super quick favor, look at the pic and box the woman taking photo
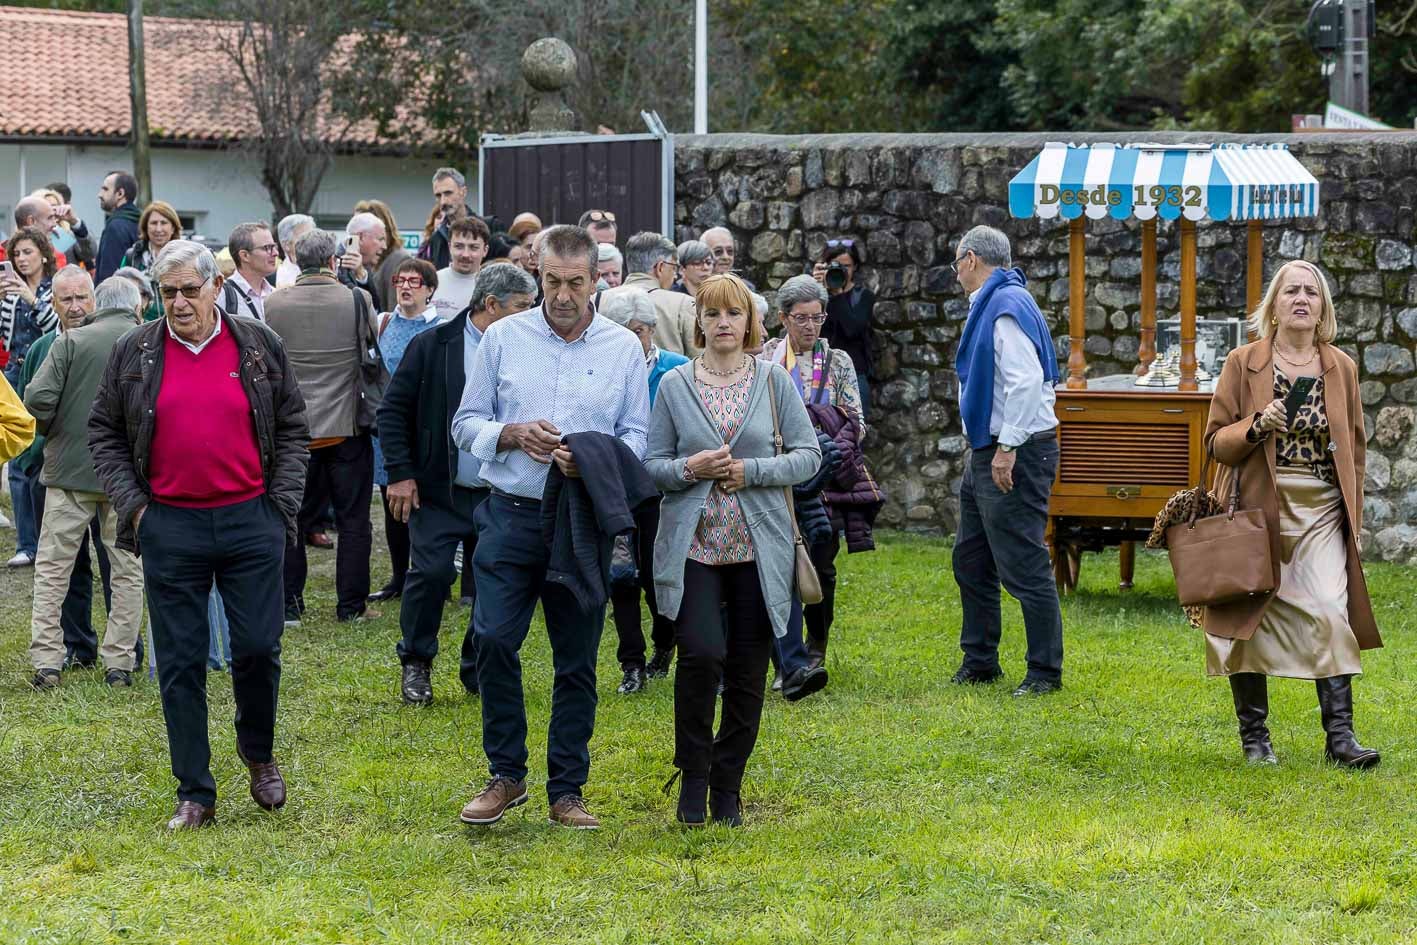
[369,258,441,603]
[674,240,713,297]
[761,275,868,674]
[813,238,876,419]
[646,273,820,827]
[1205,260,1381,769]
[1,227,58,568]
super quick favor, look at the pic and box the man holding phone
[338,213,386,309]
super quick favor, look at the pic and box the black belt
[491,487,540,506]
[989,429,1057,449]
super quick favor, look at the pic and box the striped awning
[1008,142,1320,222]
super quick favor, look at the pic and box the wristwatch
[999,443,1016,453]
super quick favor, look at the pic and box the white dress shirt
[964,287,1058,448]
[166,312,222,355]
[451,306,650,499]
[223,269,275,320]
[454,319,487,489]
[275,258,301,289]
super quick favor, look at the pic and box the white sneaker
[0,510,12,528]
[7,551,34,568]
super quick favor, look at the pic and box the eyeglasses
[787,313,827,326]
[947,250,974,276]
[256,243,278,253]
[157,278,212,301]
[391,276,425,288]
[586,210,616,223]
[658,260,682,274]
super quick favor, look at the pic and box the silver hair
[776,274,828,313]
[94,275,142,312]
[677,240,711,267]
[599,290,658,329]
[623,231,675,276]
[469,262,537,313]
[432,167,466,188]
[277,213,315,247]
[113,266,153,298]
[294,229,339,270]
[957,225,1012,268]
[597,243,623,265]
[51,264,94,291]
[345,212,383,237]
[750,291,769,318]
[700,226,733,245]
[151,239,220,285]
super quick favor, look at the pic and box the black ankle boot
[709,789,742,827]
[806,631,827,671]
[671,771,708,826]
[1228,672,1277,764]
[1316,676,1380,769]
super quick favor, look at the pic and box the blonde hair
[693,273,761,350]
[1248,260,1337,344]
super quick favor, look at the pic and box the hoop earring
[1271,317,1278,326]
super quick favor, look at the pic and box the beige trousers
[29,488,146,672]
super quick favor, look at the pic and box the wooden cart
[1006,142,1321,591]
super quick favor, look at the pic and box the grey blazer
[645,360,822,638]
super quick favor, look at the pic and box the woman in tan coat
[1204,260,1381,769]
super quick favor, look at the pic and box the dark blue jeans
[472,493,605,804]
[140,496,286,807]
[952,433,1064,684]
[398,486,484,691]
[9,461,38,557]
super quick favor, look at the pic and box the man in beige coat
[599,232,700,357]
[263,228,379,624]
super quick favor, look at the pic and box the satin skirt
[1206,467,1361,680]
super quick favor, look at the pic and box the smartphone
[0,261,13,279]
[1282,375,1317,429]
[343,234,360,256]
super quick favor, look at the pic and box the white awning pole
[694,0,708,134]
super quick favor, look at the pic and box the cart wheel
[1052,541,1081,594]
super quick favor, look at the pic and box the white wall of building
[1,141,457,249]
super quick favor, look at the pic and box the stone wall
[672,131,1417,560]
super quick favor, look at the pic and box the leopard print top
[1274,371,1336,485]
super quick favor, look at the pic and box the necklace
[1274,344,1317,368]
[698,353,749,378]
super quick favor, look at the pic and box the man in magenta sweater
[89,240,310,831]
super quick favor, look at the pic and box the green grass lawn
[0,526,1414,944]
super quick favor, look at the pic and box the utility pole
[1307,0,1373,115]
[694,0,707,134]
[128,0,152,204]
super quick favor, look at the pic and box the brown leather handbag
[1164,452,1275,608]
[767,376,824,605]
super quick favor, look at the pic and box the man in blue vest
[950,225,1064,696]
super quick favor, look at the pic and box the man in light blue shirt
[376,262,538,707]
[451,226,649,831]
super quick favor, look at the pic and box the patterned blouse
[1274,371,1336,485]
[689,361,757,565]
[0,278,56,384]
[372,308,438,486]
[759,337,864,431]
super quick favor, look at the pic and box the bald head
[701,226,735,274]
[14,195,55,232]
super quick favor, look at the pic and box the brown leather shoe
[548,794,600,830]
[459,776,528,825]
[306,531,334,549]
[236,743,287,810]
[167,800,216,831]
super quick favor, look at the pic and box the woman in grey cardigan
[645,273,821,827]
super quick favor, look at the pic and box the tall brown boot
[1228,672,1278,764]
[1316,676,1381,769]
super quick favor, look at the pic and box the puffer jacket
[88,312,310,554]
[807,402,884,552]
[793,432,841,547]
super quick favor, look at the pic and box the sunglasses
[392,276,425,288]
[586,210,616,223]
[825,239,855,250]
[158,278,212,301]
